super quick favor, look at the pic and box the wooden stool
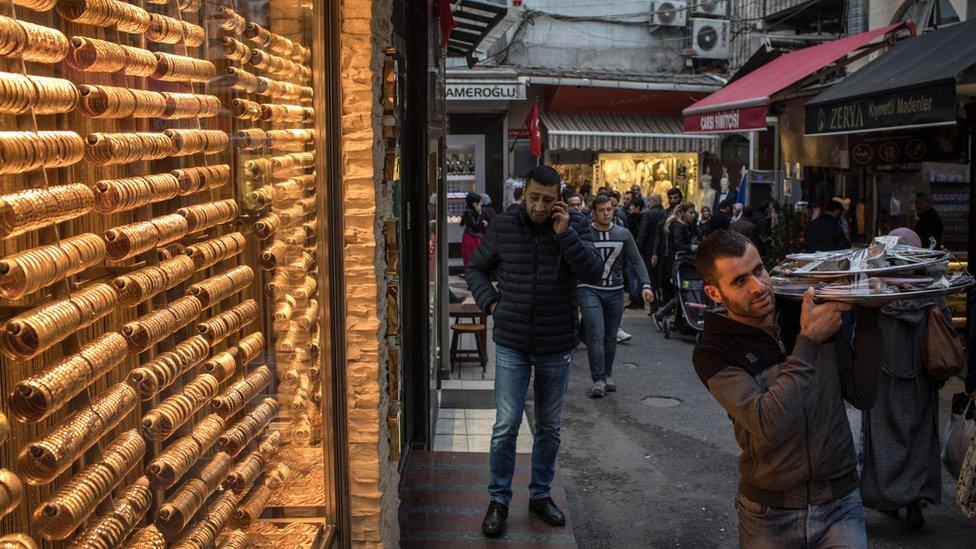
[449,323,487,379]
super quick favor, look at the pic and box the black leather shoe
[481,501,508,537]
[529,497,566,526]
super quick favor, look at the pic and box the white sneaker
[616,328,631,343]
[605,377,617,392]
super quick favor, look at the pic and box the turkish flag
[439,0,456,48]
[526,104,541,157]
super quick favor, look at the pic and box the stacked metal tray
[771,236,974,303]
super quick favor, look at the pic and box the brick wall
[339,0,400,546]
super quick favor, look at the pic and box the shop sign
[804,82,956,136]
[446,82,526,101]
[682,105,768,133]
[847,125,967,167]
[508,128,530,139]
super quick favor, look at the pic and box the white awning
[543,113,718,153]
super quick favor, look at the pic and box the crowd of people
[463,165,971,546]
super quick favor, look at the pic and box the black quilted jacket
[465,207,603,356]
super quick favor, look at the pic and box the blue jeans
[489,345,572,506]
[736,489,867,549]
[577,288,624,382]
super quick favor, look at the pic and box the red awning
[682,22,909,134]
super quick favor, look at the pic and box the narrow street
[545,310,976,548]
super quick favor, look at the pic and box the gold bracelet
[0,469,24,520]
[68,477,151,549]
[84,132,174,165]
[187,265,254,309]
[121,295,202,353]
[217,397,279,456]
[94,173,180,212]
[122,526,166,549]
[0,132,85,175]
[152,52,216,83]
[211,365,272,419]
[176,198,239,233]
[140,372,219,441]
[163,128,228,156]
[213,5,245,34]
[230,481,272,529]
[127,335,209,401]
[67,36,157,76]
[236,128,267,151]
[146,13,204,47]
[185,232,246,271]
[144,415,224,490]
[198,299,259,345]
[0,233,105,299]
[0,16,68,63]
[113,254,195,306]
[172,164,230,195]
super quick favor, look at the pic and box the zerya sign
[804,81,957,136]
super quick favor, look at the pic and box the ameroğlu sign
[446,83,526,101]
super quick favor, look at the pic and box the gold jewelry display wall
[0,0,328,546]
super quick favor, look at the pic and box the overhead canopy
[805,19,976,136]
[682,22,908,133]
[543,113,717,153]
[446,0,511,58]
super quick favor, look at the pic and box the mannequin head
[656,167,668,181]
[720,174,730,192]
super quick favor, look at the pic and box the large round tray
[773,277,974,304]
[773,255,949,278]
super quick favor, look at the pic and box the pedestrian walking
[693,230,881,549]
[466,165,604,538]
[460,191,486,267]
[637,193,666,313]
[580,194,652,398]
[860,228,950,533]
[652,202,697,328]
[481,193,497,225]
[729,205,755,242]
[624,196,646,310]
[914,192,943,249]
[804,200,850,253]
[506,187,524,212]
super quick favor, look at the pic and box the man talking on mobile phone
[693,230,881,548]
[466,165,604,538]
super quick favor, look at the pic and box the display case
[0,0,335,546]
[445,135,484,251]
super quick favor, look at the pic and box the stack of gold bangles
[162,92,221,119]
[0,16,68,63]
[173,164,231,195]
[78,84,166,118]
[0,72,78,115]
[177,198,239,233]
[198,299,258,345]
[164,128,228,156]
[122,526,166,548]
[271,152,315,173]
[85,132,174,165]
[18,384,137,484]
[152,51,216,82]
[155,451,232,536]
[246,185,276,210]
[0,132,85,175]
[243,157,271,179]
[236,128,267,151]
[260,240,291,270]
[260,104,310,123]
[213,5,245,34]
[113,254,195,306]
[231,98,261,120]
[187,265,254,309]
[9,332,127,422]
[0,282,117,360]
[254,213,280,241]
[141,372,219,441]
[103,214,188,261]
[158,242,186,261]
[67,37,156,75]
[32,430,145,540]
[177,0,201,12]
[185,232,246,271]
[127,335,209,400]
[277,205,309,229]
[0,233,105,298]
[220,36,250,62]
[146,13,204,46]
[68,477,152,549]
[211,366,273,419]
[145,416,225,490]
[94,174,180,212]
[213,66,259,93]
[57,0,151,34]
[121,295,202,352]
[295,276,317,300]
[0,469,24,519]
[174,489,237,549]
[231,480,272,529]
[223,448,267,494]
[273,297,293,328]
[267,128,315,149]
[217,530,250,549]
[12,0,58,10]
[217,397,279,456]
[297,300,319,331]
[203,350,237,382]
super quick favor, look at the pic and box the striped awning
[542,113,718,153]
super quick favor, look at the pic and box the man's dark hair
[695,230,754,286]
[526,165,561,190]
[513,187,523,201]
[580,182,592,195]
[667,187,683,200]
[592,194,613,209]
[915,192,930,201]
[756,201,770,215]
[561,186,575,202]
[630,196,645,210]
[608,190,621,201]
[596,190,610,197]
[718,199,733,211]
[825,200,845,214]
[701,205,711,214]
[623,191,632,197]
[742,206,754,218]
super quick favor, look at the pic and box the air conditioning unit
[650,0,686,27]
[691,0,727,17]
[690,18,730,59]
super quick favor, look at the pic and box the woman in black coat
[460,192,486,267]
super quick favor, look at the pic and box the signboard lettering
[446,83,526,101]
[805,82,956,135]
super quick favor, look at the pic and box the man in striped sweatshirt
[580,194,653,398]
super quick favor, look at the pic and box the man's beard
[721,287,774,322]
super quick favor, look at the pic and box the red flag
[526,103,541,157]
[439,0,456,48]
